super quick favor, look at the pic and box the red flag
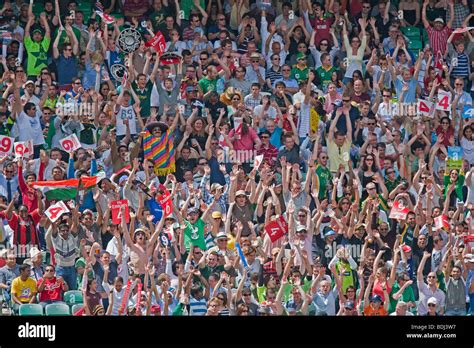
[265,216,288,242]
[145,31,166,55]
[111,199,130,224]
[434,214,449,231]
[157,187,172,218]
[389,200,409,220]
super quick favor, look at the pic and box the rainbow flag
[143,129,175,176]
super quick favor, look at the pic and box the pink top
[324,92,342,114]
[228,127,259,151]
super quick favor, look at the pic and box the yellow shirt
[327,138,351,173]
[11,277,37,303]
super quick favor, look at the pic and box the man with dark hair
[51,220,79,290]
[11,263,37,314]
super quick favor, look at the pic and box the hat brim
[146,122,169,134]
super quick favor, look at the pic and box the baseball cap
[344,300,355,310]
[23,80,35,88]
[235,190,247,197]
[187,207,200,215]
[296,225,307,232]
[324,229,336,238]
[434,18,444,24]
[216,232,228,240]
[427,297,438,305]
[401,245,412,253]
[370,295,383,303]
[118,175,128,185]
[296,52,306,61]
[211,211,222,219]
[186,86,197,93]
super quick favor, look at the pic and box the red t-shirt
[37,277,65,302]
[310,16,334,46]
[7,209,41,246]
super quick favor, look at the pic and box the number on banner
[289,10,294,19]
[343,57,348,67]
[463,106,474,119]
[451,57,458,67]
[398,10,403,19]
[48,207,63,221]
[0,135,14,156]
[14,141,32,157]
[418,99,433,117]
[45,202,69,223]
[59,134,80,153]
[178,10,184,19]
[436,91,451,111]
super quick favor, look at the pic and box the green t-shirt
[180,0,205,20]
[0,116,14,136]
[336,261,355,293]
[291,65,308,83]
[443,173,465,202]
[200,264,225,280]
[283,279,312,303]
[24,36,51,76]
[184,218,207,251]
[79,122,97,145]
[388,281,416,313]
[198,77,217,95]
[132,80,153,118]
[316,65,337,90]
[315,164,332,200]
[54,27,82,49]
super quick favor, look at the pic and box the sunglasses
[428,303,436,307]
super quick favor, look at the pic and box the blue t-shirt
[55,54,78,86]
[395,77,418,104]
[209,156,226,185]
[146,198,164,225]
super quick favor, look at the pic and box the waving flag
[32,174,104,201]
[95,2,114,25]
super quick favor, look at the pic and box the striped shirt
[266,66,283,86]
[450,52,469,78]
[426,26,452,56]
[189,297,208,316]
[52,233,78,267]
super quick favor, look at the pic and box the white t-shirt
[461,136,474,165]
[16,110,45,146]
[115,105,137,136]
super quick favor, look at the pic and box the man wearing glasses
[0,162,19,203]
[52,26,79,87]
[416,251,445,315]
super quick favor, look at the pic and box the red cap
[402,245,412,253]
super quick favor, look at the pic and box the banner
[418,99,434,117]
[111,199,130,224]
[462,105,474,119]
[159,52,182,65]
[143,129,176,176]
[59,134,81,153]
[145,31,166,55]
[389,200,409,220]
[157,186,172,218]
[0,135,14,157]
[14,140,33,158]
[447,146,463,172]
[264,215,288,242]
[435,90,451,112]
[45,201,70,223]
[254,154,263,169]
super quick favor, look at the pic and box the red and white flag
[145,31,166,55]
[265,215,288,242]
[389,200,409,220]
[434,214,450,231]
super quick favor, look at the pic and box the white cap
[427,297,438,305]
[29,246,42,259]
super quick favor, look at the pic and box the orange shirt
[364,305,388,316]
